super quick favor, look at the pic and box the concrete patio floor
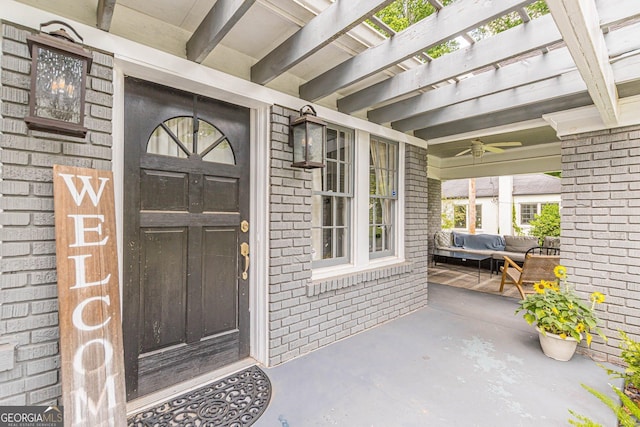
[255,282,619,427]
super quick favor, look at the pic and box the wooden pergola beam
[299,0,532,101]
[251,0,394,85]
[547,0,619,126]
[338,14,561,114]
[97,0,116,31]
[187,0,256,63]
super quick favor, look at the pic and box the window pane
[165,117,193,153]
[336,197,346,227]
[327,161,337,192]
[201,139,235,164]
[322,229,333,259]
[338,163,345,193]
[521,203,537,225]
[322,196,333,226]
[454,205,467,228]
[147,126,188,158]
[475,204,482,228]
[326,129,338,160]
[197,120,223,153]
[335,228,345,258]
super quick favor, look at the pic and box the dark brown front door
[123,77,250,400]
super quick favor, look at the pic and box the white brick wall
[268,106,429,366]
[561,125,640,362]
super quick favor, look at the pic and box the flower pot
[536,327,580,361]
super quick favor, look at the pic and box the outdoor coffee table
[432,250,491,283]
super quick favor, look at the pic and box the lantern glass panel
[292,125,307,164]
[34,46,84,124]
[307,122,324,164]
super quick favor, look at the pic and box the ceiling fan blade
[455,148,472,156]
[485,141,522,147]
[484,146,505,153]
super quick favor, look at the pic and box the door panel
[140,170,189,211]
[141,228,187,352]
[202,228,238,336]
[123,77,250,400]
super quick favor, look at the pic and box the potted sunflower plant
[516,265,607,361]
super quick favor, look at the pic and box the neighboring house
[441,174,561,235]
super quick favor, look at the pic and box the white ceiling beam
[299,0,532,101]
[251,0,394,85]
[547,0,619,127]
[187,0,256,63]
[369,21,640,124]
[394,52,640,133]
[337,14,562,114]
[369,48,576,124]
[596,0,640,29]
[97,0,116,31]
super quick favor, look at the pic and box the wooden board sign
[53,165,127,427]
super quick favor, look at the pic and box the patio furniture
[499,254,561,299]
[432,249,491,283]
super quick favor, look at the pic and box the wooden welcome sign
[53,165,126,427]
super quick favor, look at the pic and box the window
[453,204,481,229]
[369,137,398,258]
[311,125,353,267]
[520,203,537,225]
[454,205,467,228]
[147,116,235,164]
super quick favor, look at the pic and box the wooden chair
[499,254,560,299]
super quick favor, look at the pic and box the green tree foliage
[373,0,458,58]
[529,203,560,244]
[372,0,550,59]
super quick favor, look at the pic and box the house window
[520,203,537,225]
[453,204,481,229]
[454,205,467,228]
[311,125,353,267]
[369,137,398,258]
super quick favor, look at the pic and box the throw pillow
[504,235,538,252]
[435,231,452,248]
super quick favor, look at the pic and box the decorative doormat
[128,365,272,427]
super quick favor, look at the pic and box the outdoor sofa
[434,230,560,271]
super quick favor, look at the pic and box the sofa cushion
[435,231,453,248]
[504,235,538,253]
[492,251,527,263]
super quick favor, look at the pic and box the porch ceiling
[14,0,640,179]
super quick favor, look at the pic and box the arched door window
[146,116,235,165]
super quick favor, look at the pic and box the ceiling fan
[455,138,522,159]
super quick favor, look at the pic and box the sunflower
[554,265,567,280]
[533,282,546,294]
[590,292,606,304]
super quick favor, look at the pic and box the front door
[123,77,250,400]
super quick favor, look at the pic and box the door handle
[240,242,249,280]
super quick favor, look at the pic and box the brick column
[560,125,640,361]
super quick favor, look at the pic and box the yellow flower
[554,265,567,280]
[591,292,605,304]
[551,307,559,315]
[559,333,567,339]
[533,282,546,294]
[576,323,585,333]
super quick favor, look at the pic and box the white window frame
[313,130,405,281]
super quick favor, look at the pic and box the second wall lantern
[25,21,93,137]
[289,105,326,169]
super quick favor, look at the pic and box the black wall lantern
[289,105,326,169]
[25,21,93,137]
